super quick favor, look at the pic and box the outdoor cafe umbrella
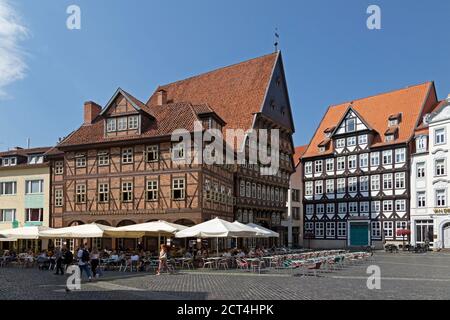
[175,218,258,255]
[39,223,117,239]
[246,223,280,238]
[0,226,52,240]
[109,220,188,248]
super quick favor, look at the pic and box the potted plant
[396,229,411,251]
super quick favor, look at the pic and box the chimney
[84,101,102,124]
[157,89,167,106]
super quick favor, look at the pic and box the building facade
[411,95,450,249]
[0,147,51,236]
[284,145,307,247]
[302,82,439,249]
[47,52,295,243]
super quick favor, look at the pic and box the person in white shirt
[77,244,92,281]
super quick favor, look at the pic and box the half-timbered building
[47,52,295,244]
[302,82,439,249]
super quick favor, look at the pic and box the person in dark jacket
[54,247,64,275]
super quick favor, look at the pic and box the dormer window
[28,155,44,164]
[388,113,402,127]
[385,134,394,143]
[106,118,116,132]
[319,147,325,153]
[2,157,17,167]
[117,117,128,131]
[128,116,139,130]
[389,119,398,127]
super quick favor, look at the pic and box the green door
[350,223,369,246]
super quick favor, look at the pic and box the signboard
[433,208,450,215]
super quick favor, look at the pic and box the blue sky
[0,0,449,150]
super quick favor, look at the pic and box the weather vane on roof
[274,28,280,52]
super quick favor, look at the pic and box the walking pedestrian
[77,244,92,281]
[54,246,64,275]
[90,248,101,279]
[156,244,168,275]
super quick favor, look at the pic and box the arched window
[240,181,245,197]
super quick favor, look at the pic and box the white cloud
[0,0,28,99]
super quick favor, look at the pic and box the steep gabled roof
[146,52,278,134]
[293,145,308,167]
[100,88,154,118]
[0,147,52,158]
[303,82,436,158]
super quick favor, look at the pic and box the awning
[0,226,52,240]
[39,223,116,239]
[175,218,258,238]
[246,223,280,238]
[109,220,187,238]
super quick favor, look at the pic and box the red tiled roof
[414,100,448,136]
[0,147,52,157]
[58,53,278,148]
[293,145,308,166]
[303,82,436,158]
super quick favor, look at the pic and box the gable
[105,94,140,117]
[334,108,370,136]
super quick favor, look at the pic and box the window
[337,222,347,237]
[415,220,434,243]
[371,152,380,166]
[106,118,117,132]
[172,178,185,200]
[315,181,323,195]
[262,186,266,200]
[396,221,408,233]
[336,139,345,148]
[316,204,325,214]
[360,202,370,213]
[326,180,334,194]
[26,209,43,222]
[371,175,380,191]
[0,182,17,195]
[0,209,15,222]
[383,174,393,190]
[435,128,446,145]
[121,182,133,202]
[26,180,44,194]
[305,182,313,196]
[2,157,17,167]
[319,147,325,153]
[98,152,110,166]
[435,159,446,176]
[172,143,185,160]
[326,159,334,172]
[417,192,426,208]
[55,189,63,207]
[396,200,406,212]
[395,148,406,163]
[358,135,368,145]
[98,183,109,203]
[117,117,128,131]
[76,184,86,203]
[337,178,346,193]
[371,201,381,214]
[76,155,86,168]
[436,189,446,207]
[257,184,262,200]
[349,202,358,214]
[385,135,394,143]
[305,222,314,231]
[326,203,335,214]
[305,162,312,174]
[416,136,427,152]
[360,176,369,192]
[28,155,43,164]
[146,180,158,201]
[315,222,324,237]
[306,205,314,215]
[246,182,251,198]
[128,116,139,130]
[122,148,133,164]
[395,172,405,189]
[383,201,393,212]
[346,118,356,132]
[338,203,347,214]
[292,189,300,202]
[383,221,394,238]
[347,136,356,147]
[371,222,381,238]
[382,150,392,165]
[55,161,64,175]
[240,181,245,197]
[348,177,357,192]
[326,222,335,238]
[359,154,369,168]
[315,160,323,174]
[389,119,398,127]
[417,163,426,178]
[348,155,357,170]
[146,145,159,162]
[337,157,345,170]
[253,183,257,199]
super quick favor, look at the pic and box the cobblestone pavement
[1,252,449,300]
